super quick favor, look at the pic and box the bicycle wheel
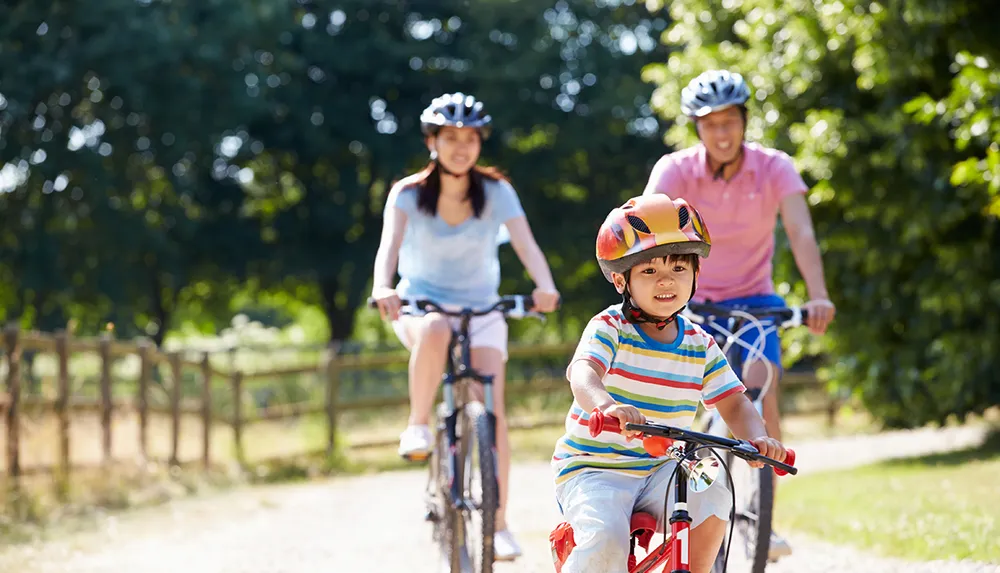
[431,403,464,573]
[460,401,497,572]
[723,450,774,573]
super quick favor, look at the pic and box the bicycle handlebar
[367,294,554,320]
[685,302,809,329]
[588,409,797,476]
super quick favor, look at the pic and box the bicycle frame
[572,410,796,573]
[440,308,498,512]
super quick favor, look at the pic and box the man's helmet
[596,194,711,283]
[420,92,492,139]
[680,70,751,118]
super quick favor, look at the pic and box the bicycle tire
[462,401,497,572]
[432,404,464,573]
[732,451,775,573]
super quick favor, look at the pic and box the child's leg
[634,462,732,573]
[555,470,643,573]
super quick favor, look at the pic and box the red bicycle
[550,409,797,573]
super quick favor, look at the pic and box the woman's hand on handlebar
[531,287,561,313]
[371,286,402,321]
[603,403,645,440]
[747,436,787,470]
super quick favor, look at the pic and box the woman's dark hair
[407,162,509,217]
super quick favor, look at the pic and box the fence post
[169,352,182,467]
[3,324,22,489]
[55,329,71,499]
[99,332,113,468]
[232,370,244,466]
[137,339,152,462]
[325,341,342,457]
[201,352,212,470]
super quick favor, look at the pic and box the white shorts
[554,466,732,573]
[391,310,509,361]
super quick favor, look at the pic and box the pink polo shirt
[643,143,808,302]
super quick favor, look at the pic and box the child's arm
[568,361,644,439]
[715,393,787,465]
[700,335,787,464]
[566,312,644,438]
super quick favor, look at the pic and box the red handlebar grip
[774,448,796,476]
[588,408,621,437]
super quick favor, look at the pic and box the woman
[371,92,560,560]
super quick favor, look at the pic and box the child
[550,194,788,573]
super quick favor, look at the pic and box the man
[643,69,836,559]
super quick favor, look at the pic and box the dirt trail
[0,424,996,573]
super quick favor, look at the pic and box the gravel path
[0,424,996,573]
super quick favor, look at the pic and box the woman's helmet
[420,92,492,139]
[680,70,751,118]
[597,194,711,283]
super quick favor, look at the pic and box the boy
[551,194,788,573]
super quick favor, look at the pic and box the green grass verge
[776,429,1000,562]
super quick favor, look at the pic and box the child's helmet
[596,194,711,283]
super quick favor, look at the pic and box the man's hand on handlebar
[802,298,836,335]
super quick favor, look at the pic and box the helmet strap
[711,145,744,181]
[620,270,699,331]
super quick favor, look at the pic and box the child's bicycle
[549,409,797,573]
[683,302,809,573]
[369,294,545,573]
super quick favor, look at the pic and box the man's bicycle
[683,302,809,573]
[549,409,797,573]
[370,294,546,573]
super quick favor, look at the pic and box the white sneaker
[768,530,793,561]
[494,529,523,561]
[397,424,432,461]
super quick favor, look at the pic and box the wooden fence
[0,324,838,493]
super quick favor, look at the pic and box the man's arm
[779,193,835,333]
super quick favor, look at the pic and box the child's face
[614,256,696,318]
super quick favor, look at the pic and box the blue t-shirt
[388,178,526,309]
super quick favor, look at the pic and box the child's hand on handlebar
[603,404,645,440]
[748,436,786,469]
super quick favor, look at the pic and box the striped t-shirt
[551,305,745,485]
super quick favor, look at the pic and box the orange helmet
[596,194,711,282]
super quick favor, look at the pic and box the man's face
[696,106,745,164]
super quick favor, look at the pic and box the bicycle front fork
[669,470,693,573]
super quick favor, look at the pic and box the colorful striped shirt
[551,305,745,485]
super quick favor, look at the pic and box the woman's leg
[393,313,451,457]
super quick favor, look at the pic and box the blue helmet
[680,70,751,118]
[420,92,492,139]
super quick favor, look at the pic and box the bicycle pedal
[400,451,430,462]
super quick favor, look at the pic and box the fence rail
[1,323,839,495]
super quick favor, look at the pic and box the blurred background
[0,0,998,557]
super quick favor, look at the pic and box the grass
[775,428,1000,562]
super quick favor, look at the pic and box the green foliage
[644,0,1000,426]
[0,0,668,348]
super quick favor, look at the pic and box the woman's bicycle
[370,294,546,573]
[549,409,797,573]
[683,302,809,573]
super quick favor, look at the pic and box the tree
[643,0,1000,426]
